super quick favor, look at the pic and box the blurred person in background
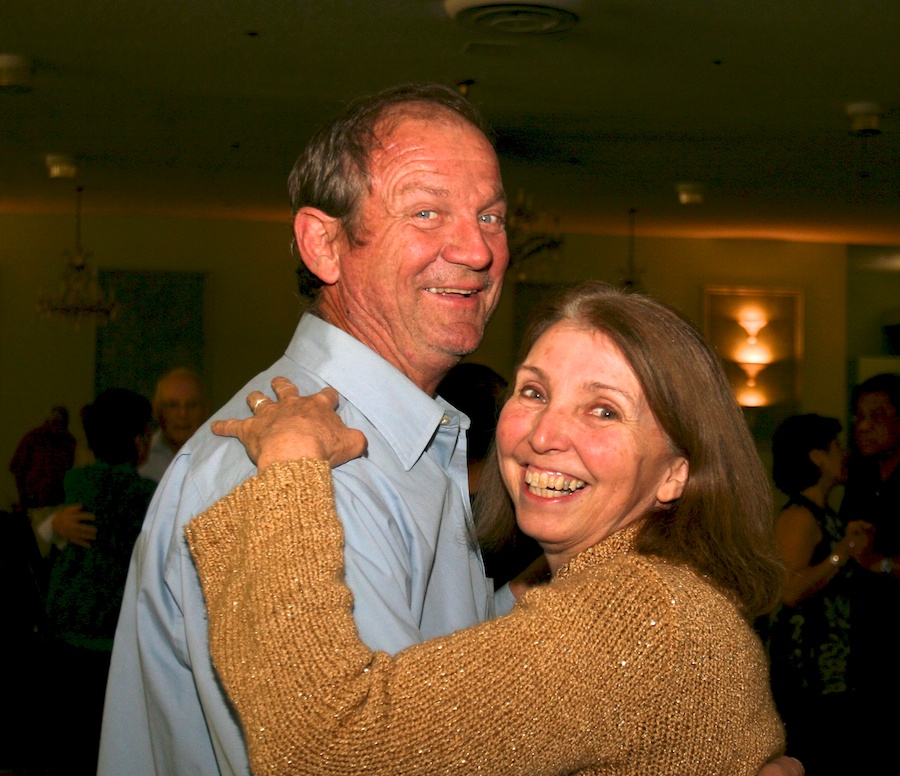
[139,367,208,483]
[838,373,900,766]
[765,413,872,773]
[9,405,76,510]
[44,388,157,775]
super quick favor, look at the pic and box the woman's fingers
[211,418,242,439]
[271,376,301,400]
[246,391,271,413]
[317,386,340,407]
[213,378,366,468]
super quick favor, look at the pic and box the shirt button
[440,414,451,425]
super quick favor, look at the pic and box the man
[99,83,512,776]
[838,373,900,767]
[139,367,208,482]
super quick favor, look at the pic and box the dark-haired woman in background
[766,413,871,774]
[44,388,156,775]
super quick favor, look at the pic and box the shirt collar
[285,313,467,471]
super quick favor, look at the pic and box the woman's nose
[527,405,569,454]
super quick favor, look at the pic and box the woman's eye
[591,405,618,420]
[520,386,545,402]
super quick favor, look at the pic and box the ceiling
[3,0,900,245]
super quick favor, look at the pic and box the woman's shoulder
[776,500,822,538]
[554,546,750,638]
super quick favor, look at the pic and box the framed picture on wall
[96,270,205,401]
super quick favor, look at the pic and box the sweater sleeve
[186,460,783,776]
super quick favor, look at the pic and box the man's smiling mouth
[425,287,478,296]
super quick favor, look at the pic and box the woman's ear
[656,457,689,504]
[294,207,343,286]
[808,448,826,470]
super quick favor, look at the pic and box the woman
[186,283,787,774]
[765,414,871,772]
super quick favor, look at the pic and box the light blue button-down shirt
[98,314,515,775]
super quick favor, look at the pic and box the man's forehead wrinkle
[398,182,451,198]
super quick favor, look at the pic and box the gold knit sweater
[186,460,784,775]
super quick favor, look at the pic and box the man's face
[320,114,509,391]
[854,390,900,458]
[156,375,205,451]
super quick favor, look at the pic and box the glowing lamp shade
[737,307,767,343]
[737,386,768,407]
[735,341,772,368]
[704,286,802,414]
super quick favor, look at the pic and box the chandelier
[36,186,116,325]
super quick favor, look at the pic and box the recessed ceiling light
[45,154,78,179]
[0,53,34,93]
[444,1,580,35]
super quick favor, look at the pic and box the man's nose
[442,218,494,270]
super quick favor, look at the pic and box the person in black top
[838,374,900,765]
[766,413,872,774]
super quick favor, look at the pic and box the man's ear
[656,457,689,504]
[294,207,343,286]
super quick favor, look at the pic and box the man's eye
[479,213,504,226]
[415,210,438,220]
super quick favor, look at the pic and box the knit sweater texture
[186,460,784,775]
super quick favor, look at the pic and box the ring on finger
[251,397,268,412]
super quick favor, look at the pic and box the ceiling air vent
[444,1,580,35]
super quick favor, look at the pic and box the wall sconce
[732,307,772,406]
[45,153,79,179]
[704,287,803,413]
[676,182,705,205]
[0,53,33,92]
[846,102,882,137]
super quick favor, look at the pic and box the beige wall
[847,244,900,378]
[1,210,891,510]
[1,212,300,508]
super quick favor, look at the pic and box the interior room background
[4,208,898,508]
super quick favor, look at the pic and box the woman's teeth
[525,469,586,498]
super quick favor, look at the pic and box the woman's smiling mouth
[524,468,586,498]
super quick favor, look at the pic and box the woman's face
[496,322,688,573]
[816,437,847,486]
